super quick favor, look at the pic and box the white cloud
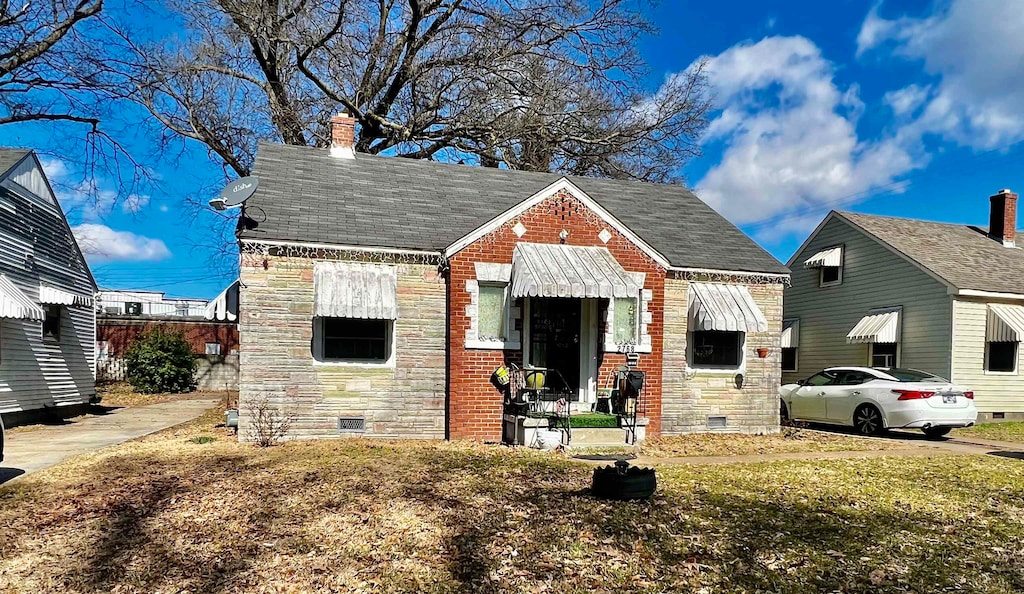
[883,84,930,117]
[71,224,171,263]
[38,157,152,219]
[121,194,151,214]
[859,0,1024,149]
[693,36,920,225]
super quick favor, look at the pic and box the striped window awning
[847,309,900,344]
[781,319,800,348]
[0,275,44,320]
[510,243,639,299]
[688,283,768,333]
[314,262,398,319]
[804,247,843,268]
[205,280,239,321]
[986,304,1024,342]
[39,285,93,307]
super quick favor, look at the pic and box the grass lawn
[955,421,1024,444]
[642,426,905,458]
[1,412,1023,593]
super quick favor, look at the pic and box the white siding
[951,298,1024,413]
[0,156,97,415]
[783,216,953,383]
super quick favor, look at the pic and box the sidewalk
[0,398,219,484]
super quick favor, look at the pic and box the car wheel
[853,405,884,436]
[780,400,790,423]
[922,426,952,439]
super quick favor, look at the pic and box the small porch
[496,243,652,448]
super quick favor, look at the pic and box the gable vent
[338,417,366,433]
[707,415,728,429]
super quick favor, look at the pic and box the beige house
[785,189,1024,420]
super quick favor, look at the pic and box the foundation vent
[707,415,728,429]
[338,417,366,433]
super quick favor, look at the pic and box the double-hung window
[612,296,639,345]
[477,283,508,342]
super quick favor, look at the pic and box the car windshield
[876,367,948,382]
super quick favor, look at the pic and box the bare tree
[0,0,103,127]
[98,0,711,183]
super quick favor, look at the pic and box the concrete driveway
[0,398,219,484]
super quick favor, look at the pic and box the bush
[124,328,197,394]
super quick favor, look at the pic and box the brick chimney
[989,188,1018,248]
[329,112,356,159]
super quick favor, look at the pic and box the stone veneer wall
[448,189,666,441]
[661,278,784,434]
[238,254,446,441]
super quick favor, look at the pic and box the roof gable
[241,143,789,274]
[797,209,1024,296]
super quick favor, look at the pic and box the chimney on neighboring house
[330,112,356,159]
[989,188,1018,248]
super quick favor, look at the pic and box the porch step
[571,427,643,447]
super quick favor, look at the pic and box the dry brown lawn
[97,383,235,408]
[642,425,904,458]
[1,409,1023,593]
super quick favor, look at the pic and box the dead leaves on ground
[1,420,1023,593]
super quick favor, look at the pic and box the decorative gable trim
[443,177,671,269]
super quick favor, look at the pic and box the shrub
[124,328,197,394]
[247,396,292,447]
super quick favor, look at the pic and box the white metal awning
[204,280,239,322]
[781,319,800,348]
[0,275,44,320]
[314,262,398,319]
[847,309,900,343]
[688,283,768,333]
[987,304,1024,342]
[39,285,93,307]
[510,243,640,299]
[804,247,843,268]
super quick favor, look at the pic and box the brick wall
[661,278,784,434]
[238,255,446,441]
[97,317,238,356]
[448,189,666,441]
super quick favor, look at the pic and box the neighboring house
[96,281,240,390]
[235,113,789,442]
[96,289,209,317]
[784,190,1024,420]
[0,148,98,425]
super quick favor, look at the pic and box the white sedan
[779,366,977,438]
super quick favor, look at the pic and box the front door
[790,370,835,420]
[528,298,581,397]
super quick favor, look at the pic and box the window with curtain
[613,297,638,344]
[477,284,507,341]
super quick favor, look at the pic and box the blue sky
[5,0,1024,298]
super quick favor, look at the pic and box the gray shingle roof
[0,148,30,177]
[838,210,1024,294]
[241,143,788,274]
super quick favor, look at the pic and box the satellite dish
[210,176,259,211]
